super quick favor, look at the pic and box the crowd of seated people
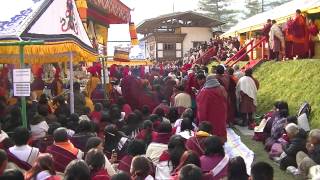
[0,61,276,180]
[253,100,320,179]
[183,36,242,65]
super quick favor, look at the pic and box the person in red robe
[46,128,84,172]
[185,121,212,156]
[138,79,160,111]
[196,75,228,143]
[120,71,141,109]
[215,65,236,125]
[118,139,146,174]
[308,19,319,58]
[31,68,45,98]
[289,9,309,58]
[85,149,110,180]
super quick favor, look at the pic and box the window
[164,43,175,50]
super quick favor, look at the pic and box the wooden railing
[194,47,217,65]
[228,37,267,68]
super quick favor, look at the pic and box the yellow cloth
[85,97,94,112]
[196,131,211,137]
[85,76,101,98]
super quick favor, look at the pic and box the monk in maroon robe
[185,121,212,156]
[31,69,45,98]
[196,75,228,142]
[121,73,141,109]
[308,19,319,58]
[46,128,83,172]
[138,80,160,111]
[215,65,235,125]
[289,9,309,58]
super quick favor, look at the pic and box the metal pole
[101,57,107,100]
[261,0,264,12]
[19,45,27,128]
[69,52,74,114]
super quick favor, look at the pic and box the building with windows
[137,11,223,61]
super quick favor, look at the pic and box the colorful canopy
[0,0,97,64]
[223,0,320,37]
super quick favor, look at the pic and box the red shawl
[46,144,78,172]
[91,169,110,180]
[118,155,133,173]
[153,133,172,144]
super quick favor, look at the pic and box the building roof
[137,11,224,34]
[86,0,131,24]
[222,0,320,37]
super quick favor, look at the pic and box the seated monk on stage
[31,68,45,99]
[85,65,101,99]
[7,127,40,171]
[50,67,63,97]
[46,127,84,172]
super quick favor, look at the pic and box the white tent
[223,0,320,37]
[0,0,98,114]
[0,0,97,64]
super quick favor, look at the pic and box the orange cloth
[54,141,79,156]
[85,97,94,112]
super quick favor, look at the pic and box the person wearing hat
[85,64,101,99]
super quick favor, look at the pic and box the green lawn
[207,59,320,179]
[254,60,320,128]
[237,129,300,180]
[208,59,320,128]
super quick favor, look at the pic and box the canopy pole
[69,52,74,114]
[19,45,27,128]
[101,57,107,100]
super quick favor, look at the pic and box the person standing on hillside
[262,19,273,59]
[196,75,228,143]
[288,9,309,58]
[236,69,259,129]
[308,18,319,58]
[269,20,285,61]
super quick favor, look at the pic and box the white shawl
[269,24,285,50]
[236,76,258,106]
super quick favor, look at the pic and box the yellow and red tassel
[129,22,139,46]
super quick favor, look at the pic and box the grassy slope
[238,131,299,180]
[254,60,320,128]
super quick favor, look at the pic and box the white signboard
[14,83,31,97]
[13,69,31,83]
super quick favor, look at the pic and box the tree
[262,0,291,12]
[198,0,239,31]
[244,0,261,19]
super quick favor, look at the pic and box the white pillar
[69,52,74,114]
